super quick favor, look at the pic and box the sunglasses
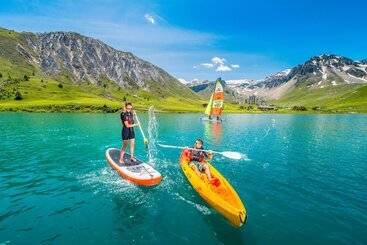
[126,107,133,110]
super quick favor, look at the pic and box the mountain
[0,27,200,112]
[225,55,367,111]
[187,78,243,102]
[24,31,194,94]
[226,79,256,85]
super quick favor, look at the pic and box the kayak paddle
[133,111,149,145]
[158,143,243,160]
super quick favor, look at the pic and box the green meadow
[1,67,366,113]
[274,84,367,113]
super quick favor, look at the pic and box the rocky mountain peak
[290,54,367,83]
[302,54,356,71]
[20,30,187,93]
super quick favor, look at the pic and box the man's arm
[124,120,138,128]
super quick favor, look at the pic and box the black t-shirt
[121,112,134,130]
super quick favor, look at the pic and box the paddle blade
[221,151,242,160]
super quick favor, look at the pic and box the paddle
[158,143,243,160]
[133,110,149,145]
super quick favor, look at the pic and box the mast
[211,79,224,117]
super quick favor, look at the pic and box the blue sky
[1,0,366,82]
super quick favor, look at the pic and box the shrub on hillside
[58,83,63,89]
[23,75,30,81]
[0,72,2,78]
[101,104,108,112]
[14,91,23,100]
[101,104,118,113]
[292,105,307,111]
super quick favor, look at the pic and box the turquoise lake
[0,113,366,244]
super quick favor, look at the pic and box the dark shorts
[122,129,135,141]
[189,161,207,172]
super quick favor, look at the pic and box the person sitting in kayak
[119,102,139,164]
[185,139,214,181]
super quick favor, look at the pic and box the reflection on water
[203,121,222,144]
[0,113,366,244]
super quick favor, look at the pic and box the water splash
[77,166,136,195]
[174,193,211,215]
[147,106,158,165]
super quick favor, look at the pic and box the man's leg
[203,163,212,181]
[190,162,201,176]
[130,138,135,160]
[119,140,129,163]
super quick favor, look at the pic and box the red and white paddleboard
[105,148,162,186]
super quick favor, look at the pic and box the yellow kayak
[180,150,247,227]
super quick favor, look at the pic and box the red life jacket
[188,147,206,162]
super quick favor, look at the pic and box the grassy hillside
[274,83,367,112]
[0,72,211,112]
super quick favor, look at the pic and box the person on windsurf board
[203,78,224,122]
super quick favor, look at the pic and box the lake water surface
[0,113,366,244]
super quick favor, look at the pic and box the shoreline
[1,98,365,114]
[0,104,365,114]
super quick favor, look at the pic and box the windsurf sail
[205,80,224,117]
[204,94,213,115]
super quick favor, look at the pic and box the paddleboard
[105,148,162,186]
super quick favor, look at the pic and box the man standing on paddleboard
[119,102,139,164]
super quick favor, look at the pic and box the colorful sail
[204,94,213,115]
[211,80,224,116]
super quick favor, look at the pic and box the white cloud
[211,56,226,65]
[196,56,234,72]
[216,64,232,72]
[177,78,188,84]
[144,14,155,24]
[200,63,214,68]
